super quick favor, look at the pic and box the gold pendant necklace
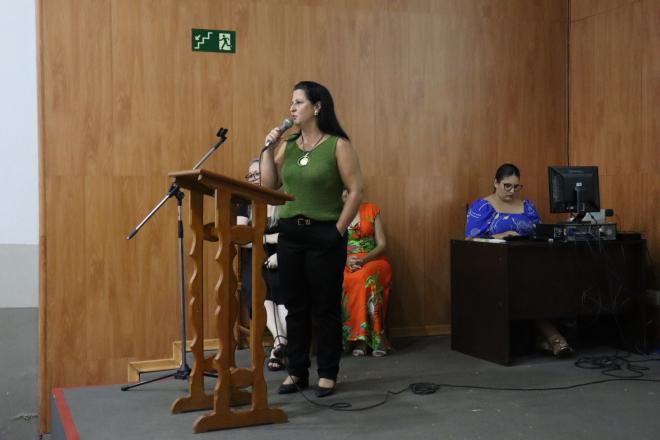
[297,133,324,167]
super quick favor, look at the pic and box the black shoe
[278,376,308,394]
[315,383,336,398]
[267,356,285,372]
[272,342,287,360]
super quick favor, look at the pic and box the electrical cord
[292,382,409,411]
[275,346,660,413]
[584,238,628,315]
[564,235,647,357]
[583,239,655,355]
[644,246,660,286]
[573,351,660,378]
[286,372,660,413]
[409,376,660,392]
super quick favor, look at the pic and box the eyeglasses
[501,183,523,192]
[245,172,260,180]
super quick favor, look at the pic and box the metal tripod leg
[121,190,215,391]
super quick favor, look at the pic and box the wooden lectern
[167,169,293,433]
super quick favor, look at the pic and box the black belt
[281,216,333,227]
[296,217,312,226]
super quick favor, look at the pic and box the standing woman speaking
[260,81,363,397]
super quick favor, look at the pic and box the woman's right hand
[346,255,362,272]
[265,253,278,269]
[492,231,519,239]
[264,232,279,244]
[264,127,284,148]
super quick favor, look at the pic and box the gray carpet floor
[53,336,660,440]
[0,308,39,440]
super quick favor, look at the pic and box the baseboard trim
[389,325,450,338]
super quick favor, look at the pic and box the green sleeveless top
[279,134,344,221]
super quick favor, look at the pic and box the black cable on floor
[574,352,660,378]
[298,376,660,412]
[288,356,660,412]
[295,383,409,412]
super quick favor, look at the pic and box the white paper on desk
[470,238,506,244]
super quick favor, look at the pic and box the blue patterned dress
[465,198,540,238]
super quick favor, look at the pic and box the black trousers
[278,217,347,381]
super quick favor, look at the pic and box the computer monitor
[548,166,600,221]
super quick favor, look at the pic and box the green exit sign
[192,29,236,53]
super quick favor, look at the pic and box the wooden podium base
[171,393,214,414]
[168,169,293,433]
[171,387,252,414]
[193,407,287,433]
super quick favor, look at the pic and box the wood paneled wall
[570,0,660,284]
[38,0,568,431]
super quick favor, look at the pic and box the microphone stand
[121,127,228,391]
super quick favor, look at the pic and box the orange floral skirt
[341,254,392,352]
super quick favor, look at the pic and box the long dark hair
[494,163,520,182]
[293,81,350,140]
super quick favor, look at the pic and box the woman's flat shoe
[315,384,336,398]
[278,376,308,394]
[315,379,336,397]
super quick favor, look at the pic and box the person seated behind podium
[238,159,289,371]
[341,191,392,357]
[465,163,573,357]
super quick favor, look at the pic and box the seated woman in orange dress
[341,196,392,357]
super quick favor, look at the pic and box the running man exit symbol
[192,29,236,53]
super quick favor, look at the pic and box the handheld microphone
[277,118,294,133]
[262,118,293,152]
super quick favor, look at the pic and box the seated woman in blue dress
[465,163,573,357]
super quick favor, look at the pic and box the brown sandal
[539,336,574,357]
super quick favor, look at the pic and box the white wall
[0,0,39,307]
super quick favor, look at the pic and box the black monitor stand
[571,183,587,223]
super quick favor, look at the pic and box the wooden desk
[450,237,646,365]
